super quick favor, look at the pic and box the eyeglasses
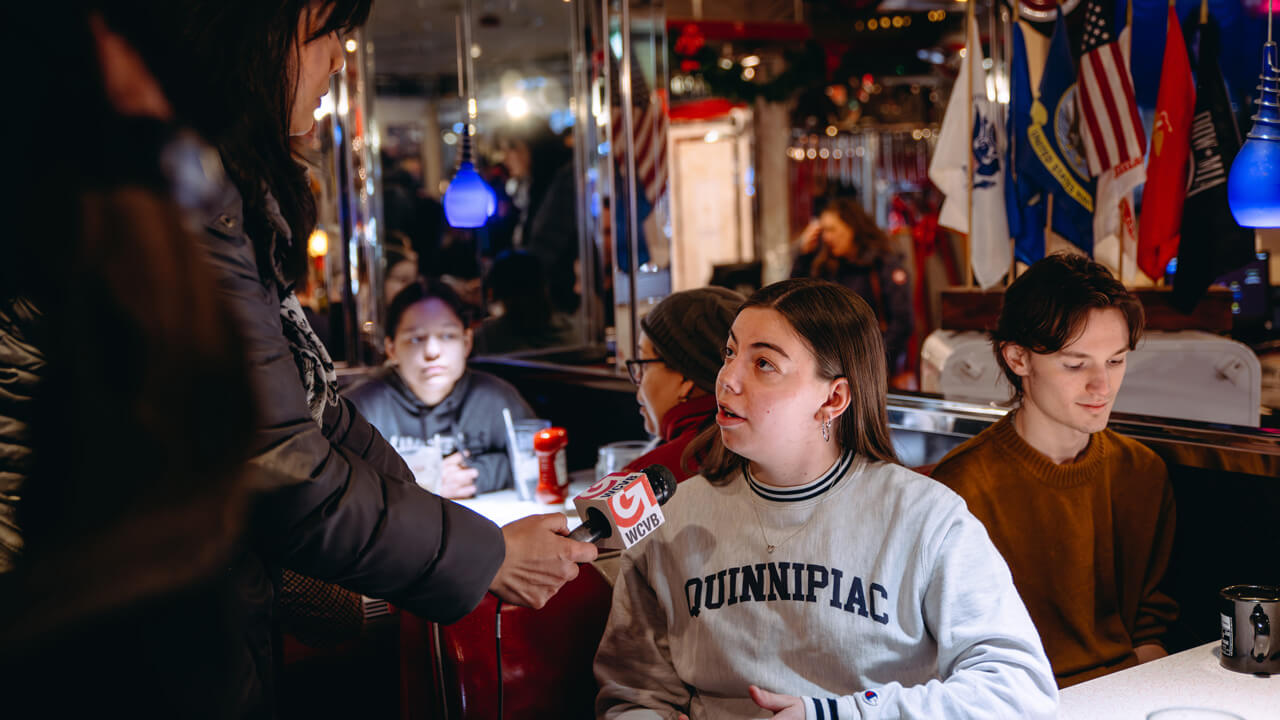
[625,357,663,384]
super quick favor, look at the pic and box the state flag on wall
[1137,6,1195,280]
[1006,21,1048,265]
[1020,10,1096,254]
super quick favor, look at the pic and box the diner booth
[282,0,1280,717]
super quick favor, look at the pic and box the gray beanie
[640,286,745,394]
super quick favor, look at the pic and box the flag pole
[964,0,977,288]
[1005,3,1017,284]
[1118,0,1135,285]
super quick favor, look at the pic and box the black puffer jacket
[345,367,534,494]
[197,180,506,711]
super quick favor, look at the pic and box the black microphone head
[642,464,677,504]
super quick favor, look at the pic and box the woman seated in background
[595,278,1057,719]
[792,196,913,374]
[472,249,578,355]
[346,279,534,498]
[621,287,744,482]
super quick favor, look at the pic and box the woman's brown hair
[809,197,892,278]
[693,278,900,483]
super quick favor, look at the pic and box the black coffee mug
[1220,585,1280,675]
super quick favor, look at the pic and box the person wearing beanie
[621,286,745,482]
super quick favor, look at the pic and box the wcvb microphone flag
[573,471,665,550]
[1137,6,1194,281]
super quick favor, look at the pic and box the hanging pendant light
[443,4,495,229]
[1228,3,1280,227]
[443,124,495,228]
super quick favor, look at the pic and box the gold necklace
[749,501,819,554]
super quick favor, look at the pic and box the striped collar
[745,451,856,503]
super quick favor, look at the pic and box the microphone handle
[568,521,605,544]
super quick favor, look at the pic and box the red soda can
[534,427,569,504]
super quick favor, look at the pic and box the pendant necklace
[749,500,820,554]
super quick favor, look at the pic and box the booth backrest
[401,565,614,720]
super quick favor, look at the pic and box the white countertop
[452,472,593,528]
[1059,642,1280,720]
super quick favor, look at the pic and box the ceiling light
[506,96,530,118]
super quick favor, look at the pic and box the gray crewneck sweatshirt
[594,453,1058,719]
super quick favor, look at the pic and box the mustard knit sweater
[931,415,1178,687]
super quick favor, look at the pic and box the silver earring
[821,419,831,442]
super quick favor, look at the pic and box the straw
[501,407,521,485]
[502,407,519,452]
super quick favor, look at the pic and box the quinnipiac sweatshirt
[594,452,1058,720]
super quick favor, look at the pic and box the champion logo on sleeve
[862,690,879,706]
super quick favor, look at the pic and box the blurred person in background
[346,279,534,497]
[497,123,579,313]
[473,249,579,354]
[791,196,914,375]
[383,230,420,304]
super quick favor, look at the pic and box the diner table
[1059,641,1279,719]
[453,469,595,528]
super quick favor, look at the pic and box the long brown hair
[809,197,892,278]
[695,278,899,483]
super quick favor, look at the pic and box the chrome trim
[887,392,1280,459]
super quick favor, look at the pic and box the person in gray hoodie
[346,278,535,497]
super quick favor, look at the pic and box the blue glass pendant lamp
[1228,4,1280,227]
[443,1,494,229]
[443,127,495,228]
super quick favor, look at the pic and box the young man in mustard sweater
[931,253,1178,688]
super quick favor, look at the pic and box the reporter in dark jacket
[346,279,536,497]
[83,0,596,714]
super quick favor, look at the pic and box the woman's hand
[798,219,822,254]
[748,685,806,720]
[437,452,478,498]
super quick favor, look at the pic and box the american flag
[1077,0,1146,176]
[610,53,668,207]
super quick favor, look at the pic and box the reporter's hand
[438,452,478,499]
[748,685,806,720]
[489,514,598,609]
[799,219,822,254]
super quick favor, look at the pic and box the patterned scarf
[260,190,338,424]
[280,293,338,424]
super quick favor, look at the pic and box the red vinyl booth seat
[401,565,614,720]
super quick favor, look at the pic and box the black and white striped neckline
[746,451,856,503]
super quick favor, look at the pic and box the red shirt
[622,394,717,482]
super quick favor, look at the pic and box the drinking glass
[508,419,551,501]
[595,440,652,480]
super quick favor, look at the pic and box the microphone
[568,464,677,550]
